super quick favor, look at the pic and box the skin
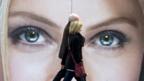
[8,0,144,81]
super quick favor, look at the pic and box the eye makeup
[8,13,62,43]
[9,25,55,47]
[89,30,129,49]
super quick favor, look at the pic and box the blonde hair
[0,0,11,81]
[69,21,83,33]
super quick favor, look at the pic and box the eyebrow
[9,11,60,28]
[87,17,138,31]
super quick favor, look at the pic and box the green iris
[25,30,39,43]
[100,34,114,46]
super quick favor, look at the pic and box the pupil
[100,34,113,46]
[104,35,109,41]
[25,30,39,42]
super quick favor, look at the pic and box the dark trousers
[53,69,86,81]
[53,69,66,81]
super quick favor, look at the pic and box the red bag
[74,62,87,77]
[68,49,86,77]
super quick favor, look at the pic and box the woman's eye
[24,30,40,43]
[10,26,52,45]
[98,34,118,47]
[19,28,43,44]
[91,30,127,48]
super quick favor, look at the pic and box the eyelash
[9,25,53,45]
[90,30,128,49]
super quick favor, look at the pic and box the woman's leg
[75,76,86,81]
[53,69,66,81]
[63,71,74,81]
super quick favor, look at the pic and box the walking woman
[53,14,86,81]
[62,17,86,81]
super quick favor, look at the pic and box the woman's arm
[61,46,68,65]
[58,22,70,59]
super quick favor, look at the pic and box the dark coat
[61,32,85,70]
